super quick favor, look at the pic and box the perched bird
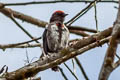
[42,10,69,71]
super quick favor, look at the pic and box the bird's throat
[56,23,64,28]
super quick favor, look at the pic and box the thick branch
[98,32,118,80]
[3,36,110,80]
[99,0,120,79]
[0,8,47,28]
[70,27,112,49]
[1,27,112,80]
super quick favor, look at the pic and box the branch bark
[0,27,112,80]
[99,0,120,79]
[0,37,41,49]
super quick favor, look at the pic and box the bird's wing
[42,29,49,55]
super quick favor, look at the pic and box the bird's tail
[51,66,59,72]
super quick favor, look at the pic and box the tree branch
[94,1,99,32]
[0,27,111,80]
[3,0,118,6]
[64,63,78,80]
[99,0,120,79]
[74,57,89,80]
[3,36,110,80]
[68,26,97,33]
[0,37,41,50]
[69,30,90,37]
[65,0,97,26]
[113,59,120,70]
[58,67,68,80]
[0,7,47,28]
[0,4,97,35]
[10,15,39,41]
[0,26,110,50]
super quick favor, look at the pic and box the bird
[42,10,69,71]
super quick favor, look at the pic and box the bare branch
[3,0,118,6]
[0,37,41,49]
[69,30,90,37]
[0,7,47,28]
[68,26,97,33]
[0,28,111,80]
[70,27,112,49]
[94,1,99,32]
[74,57,89,80]
[99,0,120,79]
[58,67,68,80]
[0,5,97,36]
[65,0,97,26]
[0,26,111,49]
[113,59,120,70]
[64,63,78,80]
[10,15,38,41]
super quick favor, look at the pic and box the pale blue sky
[0,0,119,80]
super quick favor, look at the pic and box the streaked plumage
[42,10,69,71]
[43,22,69,54]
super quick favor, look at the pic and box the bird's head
[53,10,68,17]
[50,10,68,23]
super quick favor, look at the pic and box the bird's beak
[64,14,68,17]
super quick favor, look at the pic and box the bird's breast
[47,24,69,51]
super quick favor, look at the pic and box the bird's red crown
[53,10,65,14]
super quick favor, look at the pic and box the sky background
[0,0,119,80]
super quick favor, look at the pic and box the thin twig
[10,13,43,56]
[74,57,89,80]
[69,30,90,37]
[69,26,97,33]
[94,1,99,32]
[65,0,97,26]
[71,59,76,73]
[115,54,120,60]
[11,43,41,48]
[0,37,41,49]
[24,49,38,66]
[24,49,30,64]
[0,65,6,74]
[58,67,68,80]
[64,63,78,80]
[4,0,118,6]
[10,14,39,43]
[113,59,120,69]
[67,6,93,26]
